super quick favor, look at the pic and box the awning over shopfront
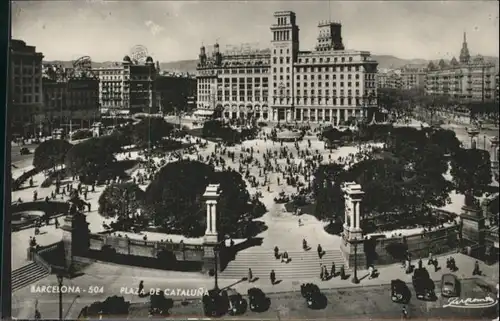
[194,109,215,116]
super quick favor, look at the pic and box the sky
[11,0,500,62]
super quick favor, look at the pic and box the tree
[429,129,461,155]
[33,139,73,171]
[132,118,174,148]
[65,138,116,182]
[450,148,492,205]
[313,163,346,221]
[98,182,145,219]
[144,160,259,237]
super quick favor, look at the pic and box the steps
[12,262,50,292]
[220,249,349,279]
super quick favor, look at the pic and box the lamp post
[57,274,64,320]
[351,237,360,284]
[213,243,220,291]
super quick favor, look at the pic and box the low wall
[343,225,460,268]
[88,234,204,262]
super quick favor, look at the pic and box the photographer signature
[443,296,498,309]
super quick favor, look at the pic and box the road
[12,277,498,320]
[10,143,37,165]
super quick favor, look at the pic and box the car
[391,279,411,304]
[202,289,226,317]
[441,274,460,298]
[300,283,327,309]
[412,267,436,300]
[20,147,30,155]
[247,287,271,312]
[224,288,247,316]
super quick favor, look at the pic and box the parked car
[202,289,226,317]
[20,147,30,155]
[300,283,327,309]
[391,279,411,304]
[247,287,270,312]
[412,267,436,300]
[225,288,247,316]
[441,274,460,298]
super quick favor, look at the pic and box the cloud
[145,20,164,36]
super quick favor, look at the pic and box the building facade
[196,11,378,124]
[9,39,44,136]
[425,33,496,101]
[42,63,100,134]
[94,56,157,115]
[156,73,197,114]
[400,66,426,90]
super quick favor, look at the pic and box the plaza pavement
[11,252,499,319]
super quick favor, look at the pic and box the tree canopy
[33,139,73,171]
[65,138,116,181]
[144,160,261,237]
[313,125,455,227]
[98,182,145,219]
[450,148,492,197]
[131,118,174,148]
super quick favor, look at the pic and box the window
[311,75,315,80]
[286,57,290,64]
[318,82,322,87]
[326,82,329,87]
[296,75,300,80]
[280,49,283,54]
[341,57,345,62]
[325,75,330,80]
[327,58,330,62]
[333,75,337,80]
[334,57,338,62]
[348,82,352,87]
[318,75,322,80]
[348,74,352,80]
[355,82,359,87]
[304,75,308,80]
[356,74,360,79]
[280,67,283,72]
[273,58,277,64]
[340,75,344,80]
[319,58,323,63]
[313,58,316,63]
[287,49,289,54]
[349,57,353,62]
[340,82,344,87]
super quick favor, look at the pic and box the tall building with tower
[196,11,378,124]
[425,33,496,101]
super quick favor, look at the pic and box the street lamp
[212,242,221,291]
[351,237,360,284]
[57,274,64,320]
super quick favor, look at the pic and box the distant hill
[44,54,499,74]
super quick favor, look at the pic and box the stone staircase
[220,248,349,279]
[12,262,50,292]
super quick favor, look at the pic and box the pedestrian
[473,260,481,276]
[433,258,439,272]
[402,306,409,319]
[302,238,308,250]
[427,252,433,265]
[270,270,276,285]
[330,262,336,277]
[298,218,302,226]
[317,244,323,258]
[248,268,253,283]
[418,258,423,269]
[369,265,374,279]
[274,246,279,259]
[340,265,346,280]
[138,280,144,296]
[323,265,329,280]
[320,264,324,280]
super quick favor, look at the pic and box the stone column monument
[342,182,365,240]
[340,182,366,268]
[467,127,480,149]
[490,136,499,172]
[202,184,221,273]
[61,207,90,274]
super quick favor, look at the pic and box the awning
[194,109,214,116]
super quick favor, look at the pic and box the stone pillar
[329,109,333,122]
[336,109,340,126]
[315,109,318,121]
[355,202,361,229]
[490,136,499,171]
[203,184,221,273]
